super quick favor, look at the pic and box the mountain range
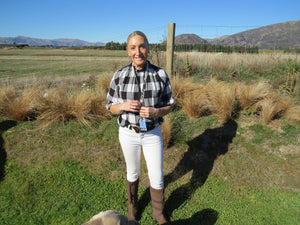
[0,36,104,47]
[0,20,299,49]
[176,20,300,50]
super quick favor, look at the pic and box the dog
[82,210,140,225]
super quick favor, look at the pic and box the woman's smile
[127,35,149,70]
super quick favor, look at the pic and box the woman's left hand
[139,106,158,118]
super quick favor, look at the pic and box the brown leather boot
[150,187,170,225]
[126,179,139,222]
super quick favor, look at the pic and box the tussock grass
[258,94,291,124]
[174,78,300,125]
[283,105,300,124]
[96,73,113,93]
[170,76,203,108]
[90,88,112,121]
[0,86,16,117]
[161,114,172,148]
[179,79,236,123]
[0,74,113,128]
[203,79,236,123]
[182,88,210,119]
[36,87,92,128]
[236,81,271,109]
[1,78,299,127]
[0,85,40,121]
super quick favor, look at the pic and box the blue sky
[1,0,299,43]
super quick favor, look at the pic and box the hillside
[175,20,300,50]
[207,20,300,50]
[175,34,208,45]
[0,36,104,47]
[1,20,299,49]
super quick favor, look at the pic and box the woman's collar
[132,61,149,72]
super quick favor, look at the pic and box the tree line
[284,48,300,54]
[104,41,259,53]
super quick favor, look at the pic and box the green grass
[0,48,129,83]
[1,156,299,225]
[249,124,276,144]
[0,160,126,225]
[1,113,299,225]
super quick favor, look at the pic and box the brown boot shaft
[126,179,139,222]
[150,187,169,225]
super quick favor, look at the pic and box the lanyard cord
[133,62,149,104]
[133,62,149,120]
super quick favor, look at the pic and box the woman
[106,31,174,225]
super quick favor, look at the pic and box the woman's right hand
[110,100,141,115]
[121,100,141,112]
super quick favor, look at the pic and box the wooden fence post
[295,74,300,100]
[166,23,176,77]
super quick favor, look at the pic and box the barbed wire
[103,24,262,43]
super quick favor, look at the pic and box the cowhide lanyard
[133,62,149,131]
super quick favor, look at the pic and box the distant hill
[175,20,300,50]
[0,36,104,47]
[175,34,208,45]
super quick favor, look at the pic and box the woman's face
[127,35,149,70]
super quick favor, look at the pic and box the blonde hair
[127,31,149,49]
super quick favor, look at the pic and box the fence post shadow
[0,120,18,181]
[137,119,238,222]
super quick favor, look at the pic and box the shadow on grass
[171,209,218,225]
[0,120,18,181]
[137,119,237,223]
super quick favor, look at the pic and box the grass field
[0,48,129,86]
[0,48,299,225]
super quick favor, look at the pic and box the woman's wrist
[155,106,172,117]
[110,103,124,115]
[119,103,124,114]
[154,108,160,117]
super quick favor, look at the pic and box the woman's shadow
[0,120,18,181]
[137,119,238,224]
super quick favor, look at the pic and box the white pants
[119,125,164,189]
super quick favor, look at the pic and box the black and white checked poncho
[106,61,174,127]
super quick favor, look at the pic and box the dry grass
[89,74,114,121]
[90,88,112,121]
[283,105,300,124]
[257,94,292,124]
[176,78,236,123]
[161,114,172,148]
[0,85,40,121]
[170,75,203,108]
[0,74,112,128]
[96,73,113,93]
[182,88,210,119]
[0,86,16,118]
[175,52,300,73]
[36,87,92,128]
[204,79,236,123]
[174,78,300,124]
[0,75,299,127]
[236,81,271,109]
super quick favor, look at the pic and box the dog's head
[82,210,140,225]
